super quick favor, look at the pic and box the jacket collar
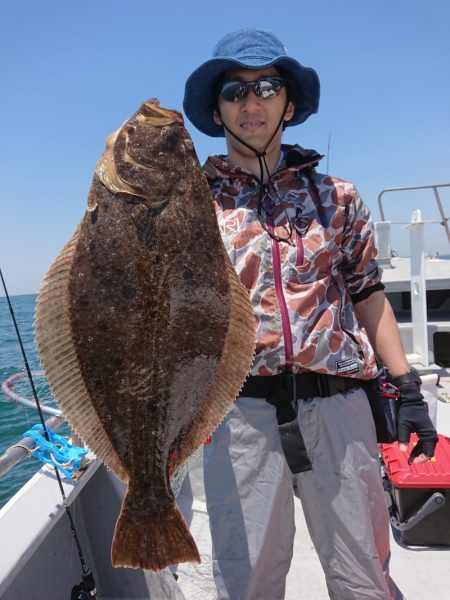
[203,144,324,183]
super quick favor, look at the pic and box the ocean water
[0,294,56,508]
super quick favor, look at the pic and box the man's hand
[392,371,439,464]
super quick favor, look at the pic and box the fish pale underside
[34,99,256,571]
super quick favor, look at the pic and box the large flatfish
[34,100,255,571]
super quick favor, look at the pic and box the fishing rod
[0,267,97,600]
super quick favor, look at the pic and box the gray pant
[203,388,401,600]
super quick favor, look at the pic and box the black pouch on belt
[266,382,312,474]
[362,376,398,443]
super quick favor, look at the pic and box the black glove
[392,370,438,463]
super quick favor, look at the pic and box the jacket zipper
[269,223,295,373]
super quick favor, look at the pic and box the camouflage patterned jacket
[203,144,384,379]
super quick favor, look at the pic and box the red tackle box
[380,433,450,546]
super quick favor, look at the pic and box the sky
[1,0,449,296]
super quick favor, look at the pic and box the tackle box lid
[381,433,450,489]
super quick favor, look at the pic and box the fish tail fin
[111,489,200,571]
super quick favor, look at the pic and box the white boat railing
[0,414,66,478]
[408,209,429,367]
[0,371,66,478]
[1,371,62,417]
[377,182,450,243]
[375,209,437,369]
[375,183,450,369]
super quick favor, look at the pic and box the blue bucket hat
[183,27,320,137]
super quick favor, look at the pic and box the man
[183,28,438,600]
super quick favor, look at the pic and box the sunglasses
[219,77,286,102]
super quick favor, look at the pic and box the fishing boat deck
[382,257,450,293]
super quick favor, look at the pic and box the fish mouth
[140,99,184,126]
[95,99,186,206]
[94,126,141,200]
[95,151,144,203]
[95,132,159,205]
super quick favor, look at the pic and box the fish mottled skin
[34,100,256,571]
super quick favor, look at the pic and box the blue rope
[24,424,88,478]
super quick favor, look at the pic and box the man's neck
[226,145,283,182]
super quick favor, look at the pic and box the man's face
[214,66,295,157]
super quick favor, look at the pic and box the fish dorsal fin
[34,225,129,483]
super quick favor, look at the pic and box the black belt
[239,372,361,476]
[240,372,362,401]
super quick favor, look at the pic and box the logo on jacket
[336,358,360,375]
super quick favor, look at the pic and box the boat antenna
[0,267,97,600]
[326,131,331,175]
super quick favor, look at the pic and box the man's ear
[284,101,295,123]
[213,109,222,125]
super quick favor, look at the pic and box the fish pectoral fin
[111,490,200,571]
